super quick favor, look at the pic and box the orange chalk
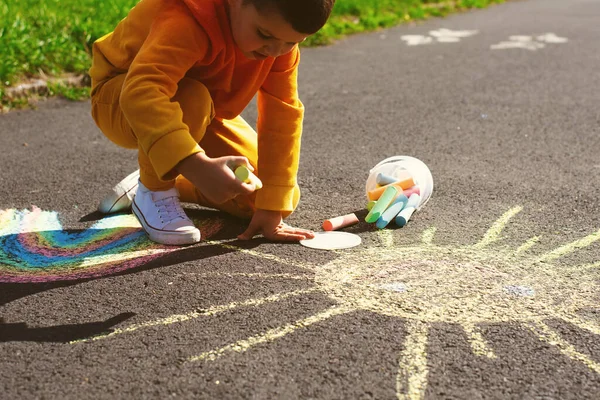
[323,213,359,231]
[368,174,415,201]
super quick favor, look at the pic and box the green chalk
[365,186,398,223]
[366,200,376,211]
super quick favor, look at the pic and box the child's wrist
[176,152,209,175]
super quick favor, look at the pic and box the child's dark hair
[244,0,335,35]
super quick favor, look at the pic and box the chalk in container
[365,186,399,223]
[375,194,408,229]
[395,207,415,227]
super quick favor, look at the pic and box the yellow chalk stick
[234,165,263,189]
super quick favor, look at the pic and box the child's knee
[91,75,138,149]
[176,78,215,142]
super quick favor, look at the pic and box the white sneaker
[98,170,140,214]
[132,181,201,245]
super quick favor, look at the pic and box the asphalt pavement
[1,0,599,398]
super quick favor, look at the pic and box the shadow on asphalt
[0,313,135,343]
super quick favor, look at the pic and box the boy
[90,0,335,245]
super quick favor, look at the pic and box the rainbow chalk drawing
[74,207,600,400]
[0,207,224,283]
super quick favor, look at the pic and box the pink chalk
[402,185,421,199]
[323,213,359,231]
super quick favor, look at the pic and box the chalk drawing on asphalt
[0,207,224,282]
[401,28,478,46]
[491,33,568,50]
[72,207,600,400]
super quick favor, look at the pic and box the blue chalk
[376,172,398,186]
[395,207,416,227]
[376,194,408,229]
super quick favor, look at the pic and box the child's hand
[176,153,256,204]
[238,209,315,242]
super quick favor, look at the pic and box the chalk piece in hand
[234,165,263,189]
[323,213,359,231]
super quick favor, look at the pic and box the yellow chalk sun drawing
[73,207,600,400]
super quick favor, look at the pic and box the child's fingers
[266,230,308,241]
[227,156,253,172]
[265,226,314,241]
[238,182,256,195]
[238,225,259,240]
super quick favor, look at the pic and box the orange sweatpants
[91,74,299,219]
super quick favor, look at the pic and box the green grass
[0,0,503,111]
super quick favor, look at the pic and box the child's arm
[176,152,256,205]
[237,47,314,241]
[117,3,214,183]
[254,46,304,213]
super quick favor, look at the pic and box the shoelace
[155,196,187,222]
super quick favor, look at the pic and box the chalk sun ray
[71,287,320,344]
[396,320,430,400]
[536,229,600,263]
[515,236,541,254]
[377,229,395,248]
[555,313,600,336]
[180,272,313,281]
[421,227,436,246]
[188,305,355,362]
[462,321,497,359]
[207,240,317,273]
[473,206,522,249]
[527,320,600,375]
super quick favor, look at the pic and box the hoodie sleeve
[120,5,213,180]
[255,46,304,211]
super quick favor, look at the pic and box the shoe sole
[132,200,201,245]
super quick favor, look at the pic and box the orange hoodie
[89,0,304,211]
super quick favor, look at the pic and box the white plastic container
[365,156,434,210]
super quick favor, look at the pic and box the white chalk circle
[300,232,362,250]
